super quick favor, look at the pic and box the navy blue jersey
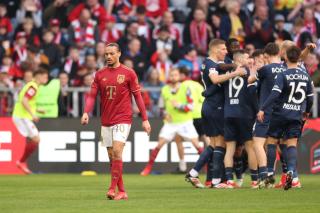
[256,63,285,112]
[262,68,314,121]
[201,58,225,108]
[223,68,253,118]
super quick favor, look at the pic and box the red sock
[148,148,160,166]
[117,169,125,192]
[109,160,122,191]
[20,142,38,162]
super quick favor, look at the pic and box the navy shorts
[224,118,253,144]
[267,117,302,140]
[253,112,271,138]
[193,118,205,136]
[201,102,224,137]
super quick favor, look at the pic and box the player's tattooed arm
[210,66,247,84]
[300,43,316,61]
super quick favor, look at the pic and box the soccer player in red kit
[81,43,151,200]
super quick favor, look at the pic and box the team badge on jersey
[102,77,107,81]
[117,75,125,84]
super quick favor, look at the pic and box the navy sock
[206,151,214,181]
[212,146,226,179]
[279,144,288,173]
[193,146,214,172]
[225,167,233,181]
[258,166,267,180]
[293,169,298,178]
[250,169,258,181]
[234,157,243,179]
[267,144,277,174]
[287,146,297,172]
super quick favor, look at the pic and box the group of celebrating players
[12,39,315,201]
[140,39,315,191]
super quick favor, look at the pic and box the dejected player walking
[81,43,151,200]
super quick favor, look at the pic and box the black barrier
[28,118,203,173]
[23,118,320,174]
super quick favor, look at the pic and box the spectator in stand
[210,13,222,39]
[68,0,107,31]
[58,71,70,116]
[12,32,28,68]
[153,11,181,46]
[26,45,49,72]
[71,66,88,87]
[152,25,181,63]
[220,0,246,45]
[68,8,99,59]
[245,5,274,48]
[95,42,105,69]
[48,18,69,54]
[63,46,81,80]
[41,30,62,77]
[176,45,202,81]
[16,0,42,28]
[15,17,41,47]
[0,26,11,62]
[122,38,147,80]
[85,54,97,74]
[100,15,122,43]
[184,8,213,56]
[107,0,137,23]
[273,14,292,44]
[118,21,149,55]
[0,68,14,116]
[135,5,154,45]
[122,57,135,69]
[151,50,172,83]
[303,7,320,41]
[135,0,168,25]
[0,65,14,89]
[245,43,256,56]
[0,4,13,36]
[143,67,164,106]
[293,18,313,49]
[43,0,70,28]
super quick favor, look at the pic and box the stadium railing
[1,86,319,118]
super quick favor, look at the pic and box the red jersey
[86,64,141,126]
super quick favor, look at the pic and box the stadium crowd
[0,0,320,117]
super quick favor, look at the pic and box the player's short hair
[33,69,48,76]
[264,42,279,56]
[251,49,264,58]
[280,40,295,52]
[209,39,226,50]
[105,42,121,52]
[178,66,189,76]
[286,46,301,63]
[233,49,246,61]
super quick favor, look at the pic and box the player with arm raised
[257,46,314,190]
[185,39,246,188]
[81,43,151,200]
[13,69,48,174]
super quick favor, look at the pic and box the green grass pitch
[1,174,320,213]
